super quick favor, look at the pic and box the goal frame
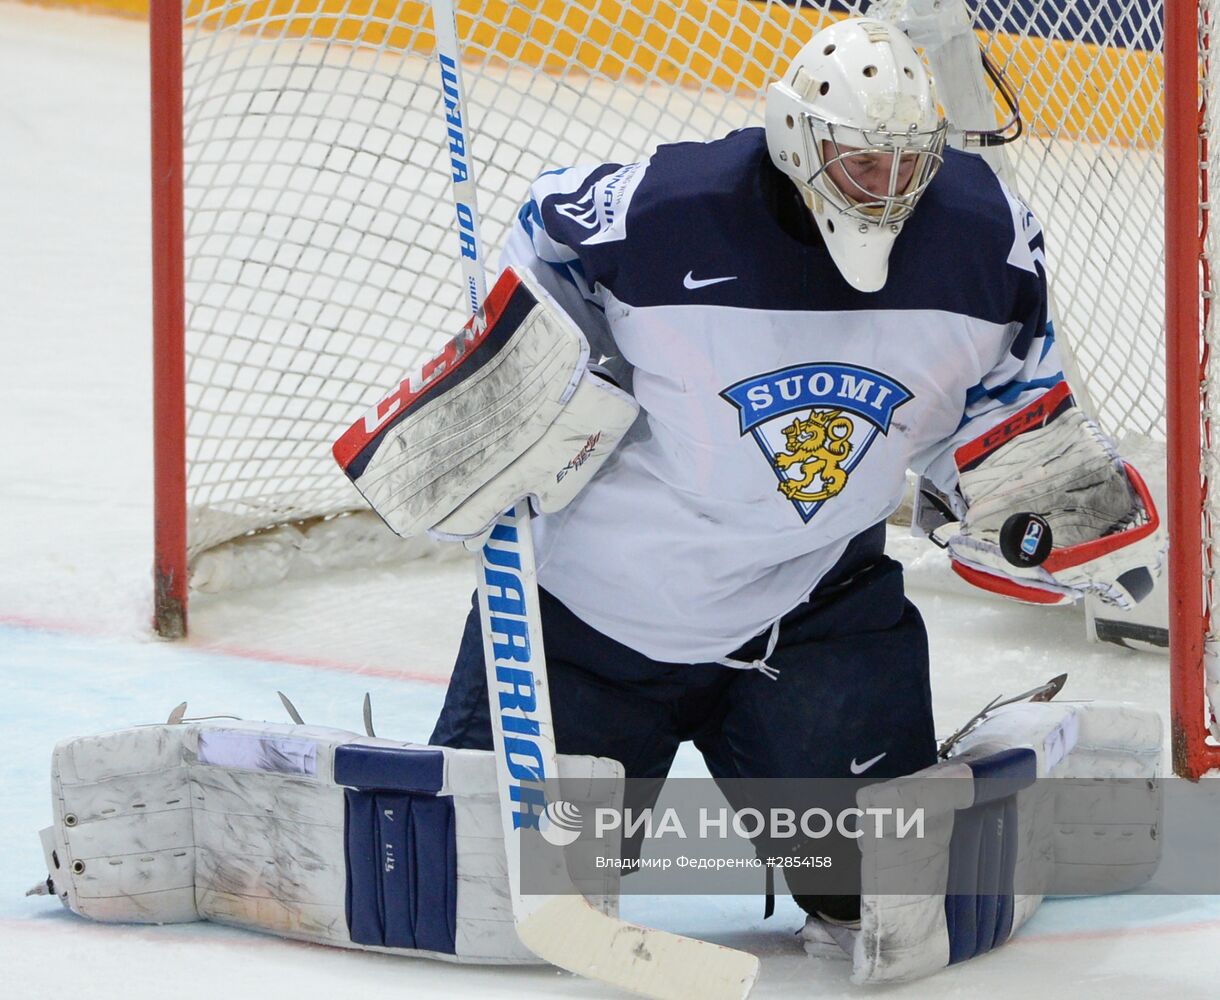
[148,0,1220,778]
[151,0,188,640]
[1165,0,1220,779]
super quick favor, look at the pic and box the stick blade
[517,897,759,1000]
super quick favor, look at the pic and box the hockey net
[150,0,1219,776]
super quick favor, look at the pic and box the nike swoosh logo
[683,270,738,290]
[849,752,887,775]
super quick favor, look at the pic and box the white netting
[976,0,1165,442]
[174,0,1169,586]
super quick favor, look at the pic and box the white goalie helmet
[765,18,947,291]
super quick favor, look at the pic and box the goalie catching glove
[333,267,639,540]
[929,382,1162,608]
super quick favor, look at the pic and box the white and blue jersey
[500,128,1062,663]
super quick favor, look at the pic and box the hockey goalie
[370,12,1164,950]
[35,15,1166,994]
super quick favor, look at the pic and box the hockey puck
[999,512,1053,567]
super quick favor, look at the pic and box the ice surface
[0,3,1216,997]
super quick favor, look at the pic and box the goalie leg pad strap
[37,721,623,965]
[839,701,1162,984]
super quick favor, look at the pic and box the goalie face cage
[150,0,1220,778]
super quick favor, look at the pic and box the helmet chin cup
[764,18,947,293]
[801,186,899,292]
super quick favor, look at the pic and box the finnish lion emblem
[720,362,912,523]
[774,409,854,502]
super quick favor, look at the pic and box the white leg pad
[36,720,623,965]
[841,700,1162,984]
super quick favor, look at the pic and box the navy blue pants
[429,525,936,917]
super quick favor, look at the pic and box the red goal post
[151,0,188,640]
[150,0,1220,777]
[1164,0,1220,779]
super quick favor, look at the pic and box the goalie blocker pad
[333,267,639,540]
[35,720,623,965]
[813,700,1162,984]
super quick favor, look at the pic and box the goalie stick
[427,4,759,996]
